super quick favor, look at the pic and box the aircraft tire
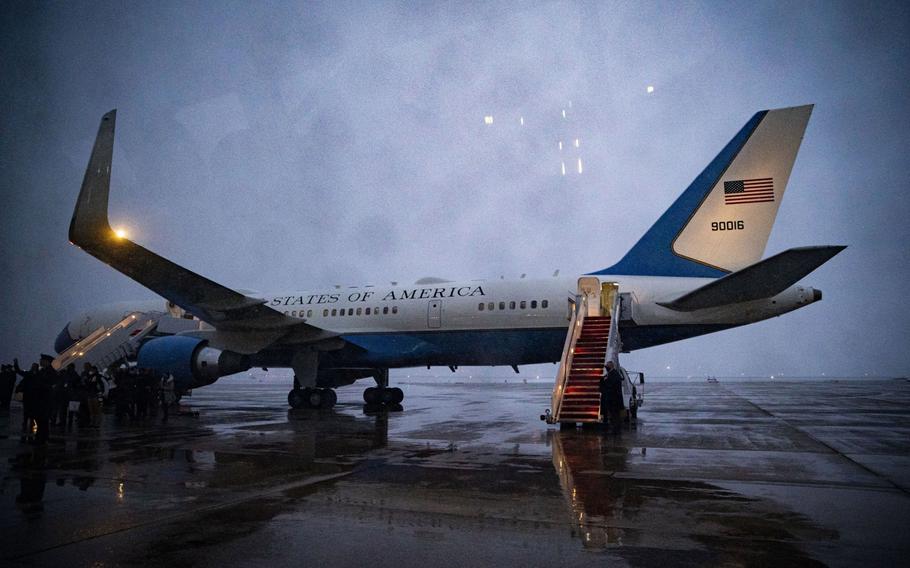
[306,388,324,408]
[390,387,404,404]
[363,387,380,405]
[321,389,338,408]
[288,389,305,409]
[380,388,397,405]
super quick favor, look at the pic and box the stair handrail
[604,291,623,368]
[549,295,587,423]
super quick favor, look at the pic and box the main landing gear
[288,387,337,409]
[362,386,403,405]
[362,368,404,406]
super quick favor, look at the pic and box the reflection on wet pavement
[0,377,908,566]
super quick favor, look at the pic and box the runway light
[647,85,654,93]
[113,227,128,239]
[484,115,494,125]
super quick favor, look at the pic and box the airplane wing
[70,110,323,334]
[657,245,846,312]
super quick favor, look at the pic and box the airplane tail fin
[594,105,813,278]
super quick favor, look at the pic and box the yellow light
[484,115,494,125]
[113,227,128,239]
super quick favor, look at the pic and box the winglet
[70,109,117,247]
[65,111,315,333]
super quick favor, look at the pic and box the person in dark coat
[0,364,16,408]
[113,367,135,421]
[61,363,82,429]
[58,363,83,430]
[33,355,58,444]
[13,360,39,442]
[599,361,625,435]
[15,356,56,444]
[82,364,104,427]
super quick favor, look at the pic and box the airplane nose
[54,324,76,354]
[813,289,822,302]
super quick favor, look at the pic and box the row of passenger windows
[478,299,549,311]
[284,299,551,319]
[284,306,399,318]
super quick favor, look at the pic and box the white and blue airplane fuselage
[57,104,842,404]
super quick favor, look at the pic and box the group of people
[1,354,178,446]
[108,365,178,422]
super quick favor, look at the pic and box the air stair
[544,278,627,426]
[53,312,161,371]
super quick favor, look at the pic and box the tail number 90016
[711,220,744,231]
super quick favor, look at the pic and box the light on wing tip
[113,228,128,239]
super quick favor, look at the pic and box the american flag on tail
[724,178,774,205]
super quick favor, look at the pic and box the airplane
[56,104,844,410]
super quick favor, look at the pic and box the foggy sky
[1,1,908,378]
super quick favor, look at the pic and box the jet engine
[137,336,250,391]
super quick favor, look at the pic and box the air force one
[55,104,844,420]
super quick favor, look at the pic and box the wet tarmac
[2,377,909,567]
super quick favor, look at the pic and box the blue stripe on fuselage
[334,328,568,367]
[252,323,742,370]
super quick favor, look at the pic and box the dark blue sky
[1,1,908,377]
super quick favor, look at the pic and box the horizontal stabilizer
[657,246,846,311]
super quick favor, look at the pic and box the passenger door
[427,300,442,329]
